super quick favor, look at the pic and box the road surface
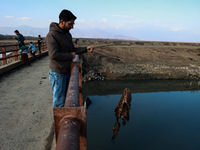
[0,56,54,150]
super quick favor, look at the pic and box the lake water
[83,80,200,150]
[0,53,11,58]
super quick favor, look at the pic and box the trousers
[22,53,30,66]
[49,70,70,108]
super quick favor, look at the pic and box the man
[37,35,43,53]
[13,30,25,48]
[46,9,95,108]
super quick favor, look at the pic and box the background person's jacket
[15,33,25,45]
[20,46,29,54]
[29,43,37,53]
[46,22,87,74]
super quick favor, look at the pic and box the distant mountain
[0,26,48,37]
[71,28,137,40]
[0,25,137,40]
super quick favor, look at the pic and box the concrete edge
[0,51,48,76]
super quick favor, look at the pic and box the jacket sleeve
[46,32,73,61]
[71,42,88,55]
[74,47,88,55]
[69,35,88,55]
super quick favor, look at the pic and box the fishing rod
[92,44,114,49]
[76,44,113,54]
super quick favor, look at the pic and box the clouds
[17,17,30,21]
[77,14,177,32]
[75,18,110,29]
[75,14,186,34]
[5,16,30,21]
[72,13,200,42]
[2,15,32,28]
[111,15,133,19]
[169,27,185,32]
[5,16,14,18]
[75,15,142,30]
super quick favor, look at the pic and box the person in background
[46,9,95,108]
[29,42,38,59]
[13,30,25,48]
[37,35,43,53]
[73,39,80,62]
[75,39,79,47]
[20,44,30,66]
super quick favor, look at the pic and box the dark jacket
[46,22,87,74]
[15,33,25,46]
[37,37,43,45]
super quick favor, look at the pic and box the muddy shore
[80,39,200,81]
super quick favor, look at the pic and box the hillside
[0,26,136,40]
[80,39,200,81]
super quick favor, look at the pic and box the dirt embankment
[80,39,200,81]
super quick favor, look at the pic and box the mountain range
[0,25,137,40]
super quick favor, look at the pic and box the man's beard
[63,27,70,33]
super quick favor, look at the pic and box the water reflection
[112,88,132,143]
[83,80,200,95]
[84,80,200,150]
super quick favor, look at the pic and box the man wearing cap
[46,9,95,108]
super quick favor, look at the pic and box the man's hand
[71,52,76,59]
[87,46,95,52]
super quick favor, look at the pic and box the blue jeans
[49,70,70,108]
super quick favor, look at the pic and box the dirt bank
[80,39,200,81]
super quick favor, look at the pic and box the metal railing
[53,61,87,150]
[0,42,47,66]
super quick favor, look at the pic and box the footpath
[0,56,54,150]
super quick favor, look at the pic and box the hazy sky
[0,0,200,42]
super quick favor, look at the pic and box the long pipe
[56,62,81,150]
[65,63,80,107]
[56,117,80,150]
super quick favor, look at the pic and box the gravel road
[0,56,54,150]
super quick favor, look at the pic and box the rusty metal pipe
[56,117,80,150]
[65,63,80,107]
[55,62,84,150]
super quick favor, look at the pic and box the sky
[0,0,200,42]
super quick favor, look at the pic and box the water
[83,80,200,150]
[0,52,11,58]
